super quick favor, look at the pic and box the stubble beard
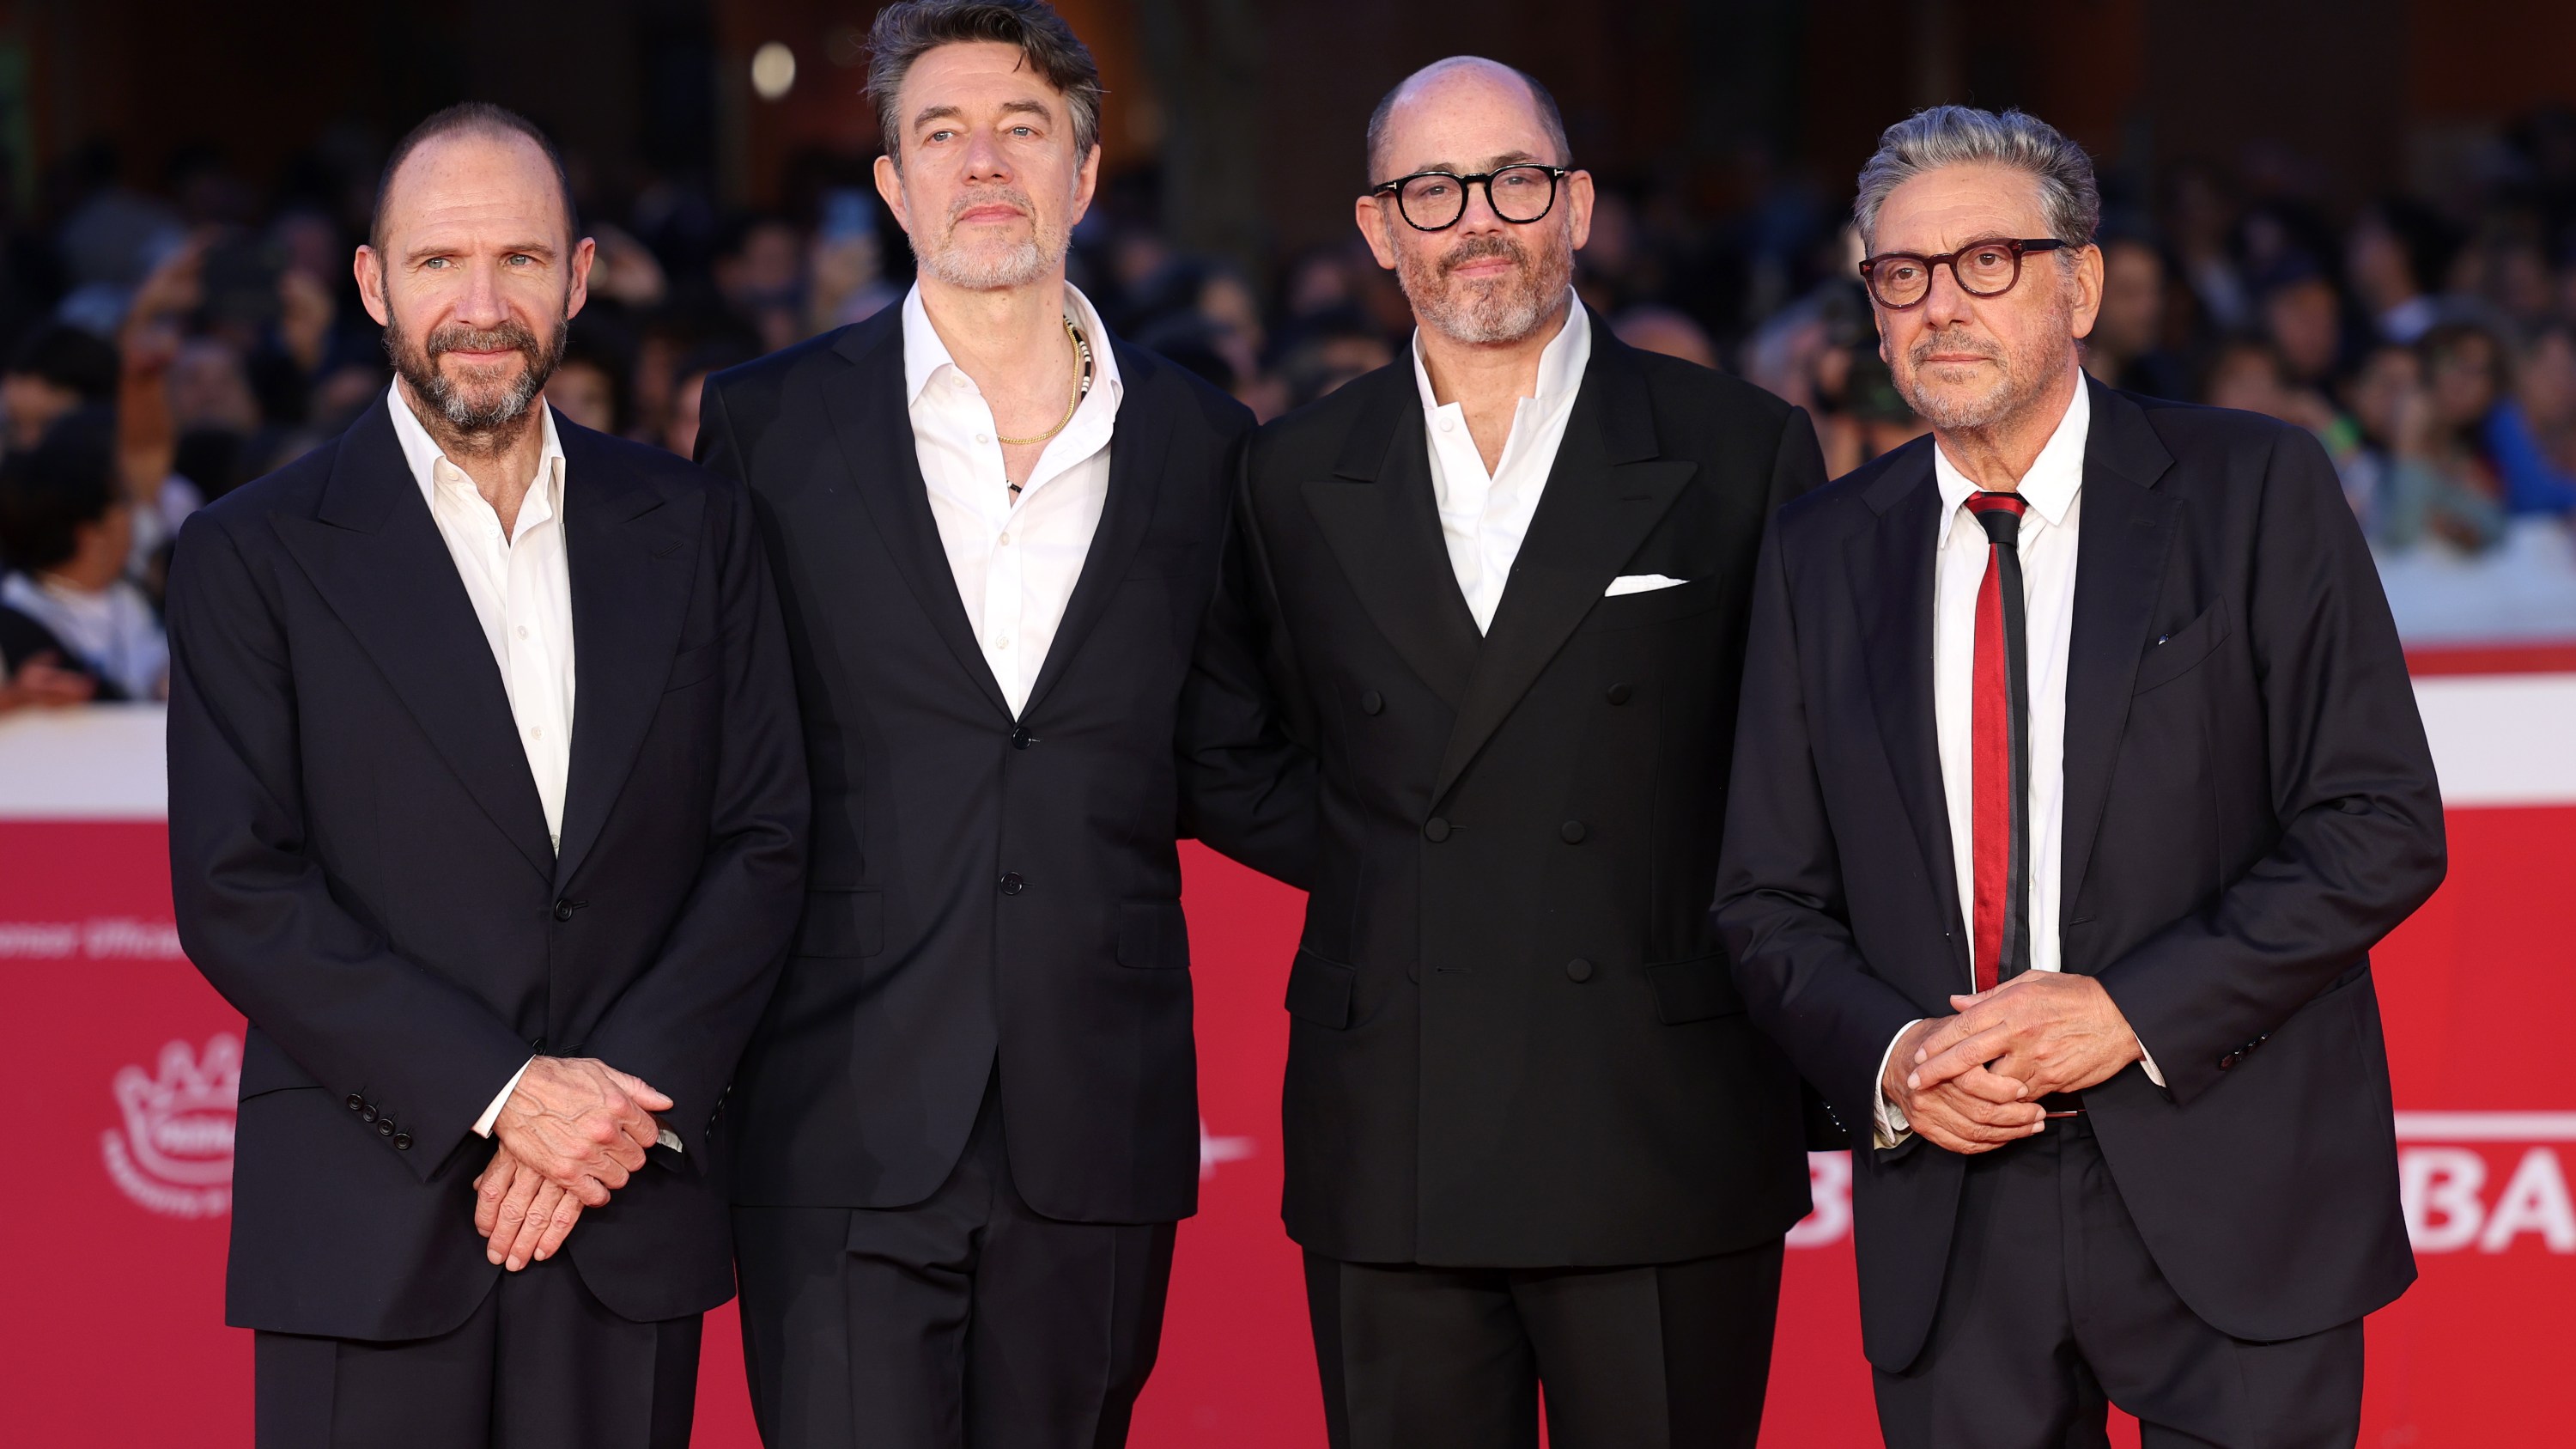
[915,186,1066,292]
[1893,287,2076,435]
[1400,223,1575,347]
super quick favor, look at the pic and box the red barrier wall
[6,787,2568,1445]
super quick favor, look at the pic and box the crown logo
[100,1034,240,1219]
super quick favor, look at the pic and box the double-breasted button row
[1605,682,1634,705]
[1359,690,1385,715]
[1424,818,1452,842]
[344,1093,410,1150]
[1564,958,1595,983]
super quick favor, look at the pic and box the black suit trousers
[733,1077,1176,1449]
[1303,1239,1784,1449]
[1871,1115,2361,1449]
[252,1258,702,1449]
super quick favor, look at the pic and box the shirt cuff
[473,1057,535,1139]
[1873,1020,1923,1149]
[2136,1035,2167,1089]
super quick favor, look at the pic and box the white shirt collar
[1932,372,2090,529]
[1409,290,1590,417]
[901,280,1125,411]
[385,379,567,518]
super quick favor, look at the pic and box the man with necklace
[694,3,1304,1445]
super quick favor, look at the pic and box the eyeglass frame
[1368,165,1575,233]
[1856,236,2072,309]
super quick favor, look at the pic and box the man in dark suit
[1182,57,1821,1449]
[1715,107,2445,1448]
[695,5,1298,1445]
[166,104,807,1448]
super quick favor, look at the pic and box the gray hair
[1853,106,2099,252]
[866,0,1103,170]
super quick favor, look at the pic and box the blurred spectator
[3,324,118,453]
[2257,259,2345,391]
[1613,306,1718,369]
[664,335,762,460]
[714,212,811,355]
[2345,204,2450,344]
[2082,234,2190,399]
[0,409,165,700]
[550,330,630,435]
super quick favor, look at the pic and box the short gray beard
[384,313,562,439]
[914,186,1065,292]
[1893,291,2075,434]
[1400,224,1575,347]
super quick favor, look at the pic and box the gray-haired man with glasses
[1182,54,1826,1449]
[1716,106,2440,1447]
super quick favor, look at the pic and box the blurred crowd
[9,109,2576,713]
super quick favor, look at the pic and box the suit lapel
[818,318,1015,721]
[1849,445,1965,972]
[553,417,700,888]
[1433,338,1693,801]
[2057,381,2179,932]
[270,399,555,881]
[1301,366,1483,705]
[1019,340,1166,720]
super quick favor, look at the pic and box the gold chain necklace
[995,314,1095,448]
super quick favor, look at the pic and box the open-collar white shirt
[1411,293,1591,633]
[903,280,1124,719]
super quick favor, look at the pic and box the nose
[1452,177,1510,235]
[959,126,1012,185]
[1918,260,1975,330]
[453,258,510,329]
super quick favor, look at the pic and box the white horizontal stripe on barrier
[0,704,168,819]
[2393,1112,2576,1142]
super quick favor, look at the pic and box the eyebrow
[911,97,1055,131]
[403,238,560,265]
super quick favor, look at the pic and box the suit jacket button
[392,1133,411,1151]
[1424,817,1451,843]
[345,1094,365,1112]
[1560,820,1588,843]
[1605,682,1633,705]
[2217,1053,2238,1070]
[1359,690,1384,715]
[552,899,576,922]
[359,1105,378,1123]
[376,1118,396,1137]
[1565,958,1595,983]
[1010,726,1036,749]
[999,872,1026,895]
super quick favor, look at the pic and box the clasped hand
[1879,972,2143,1155]
[473,1056,671,1270]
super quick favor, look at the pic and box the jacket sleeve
[1714,517,1929,1137]
[586,416,811,1164]
[166,514,533,1180]
[1177,429,1320,891]
[2095,424,2446,1105]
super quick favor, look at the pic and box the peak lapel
[270,399,555,880]
[553,421,702,887]
[1431,336,1692,803]
[1300,367,1483,705]
[1848,446,1964,968]
[819,323,1014,721]
[2058,382,2180,930]
[1020,341,1166,720]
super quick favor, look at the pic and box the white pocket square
[1604,574,1690,596]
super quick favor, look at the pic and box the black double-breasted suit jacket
[1185,319,1825,1266]
[1714,381,2446,1370]
[166,399,810,1341]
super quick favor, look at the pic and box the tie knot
[1967,490,2026,545]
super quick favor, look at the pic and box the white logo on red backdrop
[1200,1118,1257,1180]
[101,1034,240,1220]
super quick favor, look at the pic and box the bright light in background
[750,42,797,101]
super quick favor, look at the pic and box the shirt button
[515,625,528,640]
[1438,418,1455,433]
[998,533,1013,547]
[529,726,543,740]
[976,433,991,445]
[991,635,1011,651]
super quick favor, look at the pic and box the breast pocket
[2133,600,2228,695]
[665,637,722,693]
[1579,573,1724,633]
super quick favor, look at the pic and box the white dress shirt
[1874,382,2165,1148]
[904,281,1123,717]
[386,383,576,1143]
[1413,294,1591,632]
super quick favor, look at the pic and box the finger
[489,1166,544,1264]
[1911,1010,1998,1065]
[606,1068,676,1114]
[569,1172,613,1209]
[1911,1026,2020,1091]
[533,1196,583,1262]
[474,1157,517,1237]
[505,1184,562,1270]
[1953,1064,2036,1105]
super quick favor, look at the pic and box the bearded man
[690,3,1301,1446]
[1179,55,1825,1449]
[1716,107,2443,1447]
[165,102,808,1447]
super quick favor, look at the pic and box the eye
[507,254,536,267]
[422,257,451,270]
[1010,125,1035,138]
[927,128,956,143]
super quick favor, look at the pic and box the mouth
[440,348,524,365]
[1449,257,1516,280]
[956,204,1028,226]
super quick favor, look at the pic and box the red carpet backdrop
[4,653,2569,1446]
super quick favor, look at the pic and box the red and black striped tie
[1967,490,2032,995]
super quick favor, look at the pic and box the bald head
[371,102,576,258]
[1365,57,1570,186]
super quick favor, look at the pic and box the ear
[874,153,913,240]
[355,246,391,328]
[1067,143,1102,231]
[1355,194,1399,271]
[565,235,598,325]
[2068,242,2105,344]
[1564,169,1596,253]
